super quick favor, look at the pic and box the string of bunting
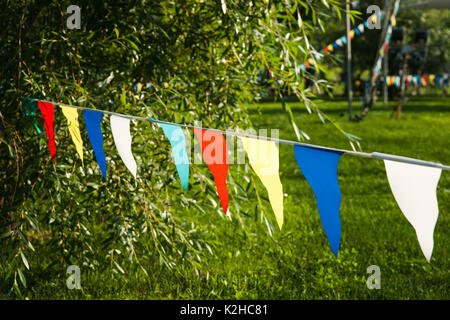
[28,98,449,262]
[372,0,401,80]
[301,12,384,70]
[384,73,449,88]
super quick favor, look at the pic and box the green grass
[18,96,450,299]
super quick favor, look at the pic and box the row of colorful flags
[384,73,449,88]
[32,99,446,262]
[372,0,401,80]
[301,13,383,69]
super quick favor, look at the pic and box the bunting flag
[37,101,56,162]
[358,24,365,33]
[22,97,42,134]
[384,160,442,262]
[159,123,190,191]
[294,145,343,257]
[193,128,229,215]
[110,115,137,178]
[60,105,84,165]
[83,110,107,179]
[240,137,284,229]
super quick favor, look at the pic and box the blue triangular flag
[294,145,343,257]
[158,123,189,191]
[83,110,107,179]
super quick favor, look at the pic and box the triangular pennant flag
[193,128,229,215]
[83,110,107,179]
[383,160,442,262]
[240,137,284,229]
[37,101,56,162]
[22,97,42,134]
[335,39,343,47]
[110,115,137,178]
[358,23,365,33]
[429,74,435,85]
[294,145,343,257]
[60,105,84,165]
[159,123,190,191]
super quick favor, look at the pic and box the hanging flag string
[31,99,450,171]
[302,12,384,69]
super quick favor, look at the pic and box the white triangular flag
[384,160,442,262]
[110,115,137,178]
[358,24,364,33]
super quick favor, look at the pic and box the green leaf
[17,268,26,288]
[20,251,30,270]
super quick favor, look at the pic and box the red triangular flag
[37,101,56,162]
[193,128,229,215]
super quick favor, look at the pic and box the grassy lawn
[23,96,449,299]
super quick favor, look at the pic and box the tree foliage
[0,0,353,297]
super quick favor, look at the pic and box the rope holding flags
[33,99,449,262]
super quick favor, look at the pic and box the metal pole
[346,1,353,120]
[382,0,390,106]
[383,45,389,105]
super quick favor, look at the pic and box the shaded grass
[16,96,450,299]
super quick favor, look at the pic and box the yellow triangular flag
[60,105,84,165]
[429,74,435,85]
[392,16,396,27]
[327,44,334,52]
[240,137,284,229]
